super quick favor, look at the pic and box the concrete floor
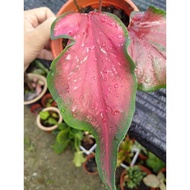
[24,106,109,190]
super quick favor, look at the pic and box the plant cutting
[47,0,166,189]
[36,106,62,132]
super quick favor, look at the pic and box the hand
[24,7,56,71]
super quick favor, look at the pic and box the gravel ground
[24,106,108,190]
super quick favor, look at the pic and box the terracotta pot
[138,153,148,160]
[30,103,43,115]
[159,167,166,173]
[41,93,57,108]
[83,153,98,175]
[24,73,47,105]
[51,0,139,58]
[36,107,62,132]
[120,165,156,190]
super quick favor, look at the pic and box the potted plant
[24,72,47,105]
[120,165,156,190]
[52,122,86,167]
[30,103,43,115]
[80,131,96,152]
[83,153,98,175]
[36,106,63,132]
[41,92,57,107]
[24,59,49,105]
[47,0,166,189]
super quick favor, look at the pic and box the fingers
[24,16,55,71]
[35,16,55,40]
[37,49,54,61]
[24,7,55,28]
[24,7,56,72]
[30,16,56,53]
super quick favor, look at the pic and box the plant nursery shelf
[129,89,166,162]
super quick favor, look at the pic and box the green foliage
[52,123,72,153]
[39,110,59,126]
[124,166,146,189]
[145,152,166,173]
[133,140,148,156]
[47,117,58,125]
[46,98,54,107]
[117,135,134,166]
[39,111,49,120]
[73,151,86,167]
[52,122,86,167]
[26,59,49,77]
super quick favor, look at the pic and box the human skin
[24,7,56,71]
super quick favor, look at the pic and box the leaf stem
[74,0,81,12]
[74,137,80,152]
[98,0,102,12]
[33,59,49,74]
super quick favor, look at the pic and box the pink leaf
[48,11,137,190]
[127,6,166,91]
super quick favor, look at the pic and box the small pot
[83,153,98,175]
[36,107,62,132]
[138,152,148,160]
[159,167,166,173]
[51,0,139,58]
[41,93,57,108]
[24,73,47,105]
[120,165,156,190]
[30,103,43,115]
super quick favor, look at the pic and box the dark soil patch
[85,156,97,173]
[81,137,96,150]
[80,5,129,27]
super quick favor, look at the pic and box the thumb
[32,16,56,50]
[24,16,56,71]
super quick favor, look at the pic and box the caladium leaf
[48,11,137,190]
[127,6,166,91]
